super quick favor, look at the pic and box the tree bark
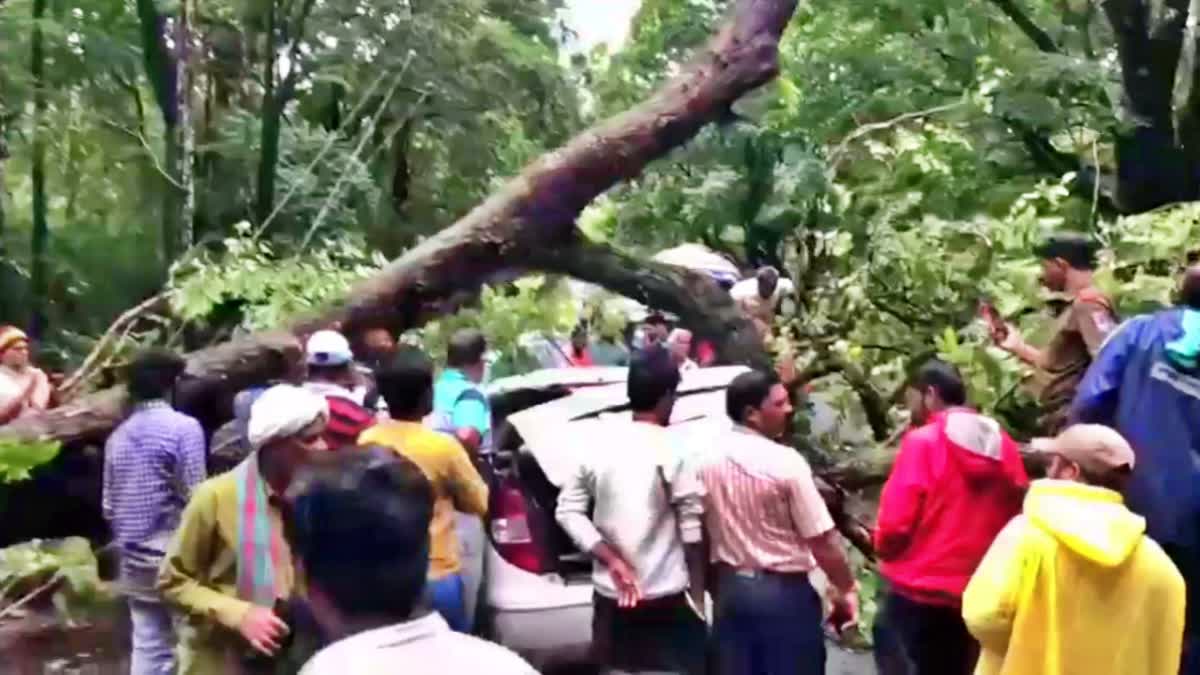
[133,0,183,268]
[175,0,195,254]
[1102,0,1199,212]
[29,0,49,340]
[254,0,279,225]
[2,0,802,443]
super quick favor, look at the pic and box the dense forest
[1,0,1199,456]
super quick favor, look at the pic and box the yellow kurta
[157,469,296,675]
[358,421,488,579]
[963,480,1185,675]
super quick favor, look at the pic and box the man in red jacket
[873,360,1028,675]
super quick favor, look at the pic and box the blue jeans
[129,598,175,675]
[428,573,469,633]
[713,568,825,675]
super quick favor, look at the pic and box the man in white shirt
[667,328,700,372]
[556,346,707,675]
[295,449,536,675]
[730,267,795,342]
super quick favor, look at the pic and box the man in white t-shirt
[730,267,795,341]
[556,346,707,675]
[295,449,535,675]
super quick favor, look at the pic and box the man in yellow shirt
[962,425,1185,675]
[359,347,489,632]
[158,384,329,674]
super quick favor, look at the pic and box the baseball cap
[1030,424,1135,474]
[306,330,354,367]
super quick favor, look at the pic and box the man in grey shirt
[556,346,707,675]
[295,449,535,675]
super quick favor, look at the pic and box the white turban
[247,384,329,450]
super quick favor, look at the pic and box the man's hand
[687,586,706,621]
[826,586,860,635]
[238,606,289,656]
[608,555,642,608]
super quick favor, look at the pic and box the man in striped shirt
[698,369,858,675]
[303,330,374,449]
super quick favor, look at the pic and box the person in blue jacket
[1071,265,1200,672]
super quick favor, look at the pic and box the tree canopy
[1,0,1197,444]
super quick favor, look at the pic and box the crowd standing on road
[38,232,1196,674]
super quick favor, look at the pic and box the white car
[477,366,750,669]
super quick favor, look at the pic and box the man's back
[963,480,1185,675]
[432,369,491,453]
[300,613,535,675]
[359,421,488,578]
[103,402,206,545]
[555,420,702,599]
[697,427,832,572]
[875,410,1027,603]
[1074,308,1200,550]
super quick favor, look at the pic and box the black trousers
[872,589,978,675]
[592,592,707,675]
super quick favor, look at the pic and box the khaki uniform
[1035,288,1117,434]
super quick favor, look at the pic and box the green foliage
[171,225,385,332]
[0,439,61,483]
[419,276,581,377]
[0,0,578,363]
[0,537,112,623]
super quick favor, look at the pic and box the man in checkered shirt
[103,349,207,675]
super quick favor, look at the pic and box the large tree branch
[0,332,301,444]
[304,0,800,336]
[985,0,1060,53]
[1,0,803,445]
[1103,0,1188,132]
[525,237,767,368]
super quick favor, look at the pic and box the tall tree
[254,0,317,226]
[174,0,195,253]
[29,0,48,338]
[134,0,181,268]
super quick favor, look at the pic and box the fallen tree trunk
[1,0,799,445]
[526,237,768,368]
[0,332,300,444]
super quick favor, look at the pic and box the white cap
[247,384,328,450]
[305,330,353,367]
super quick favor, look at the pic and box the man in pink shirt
[698,369,858,674]
[873,360,1028,675]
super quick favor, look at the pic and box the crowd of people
[2,230,1198,675]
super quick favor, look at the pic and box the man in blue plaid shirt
[103,349,207,675]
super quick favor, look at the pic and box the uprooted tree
[0,0,797,444]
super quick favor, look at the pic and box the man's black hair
[910,359,968,407]
[290,448,435,622]
[627,346,680,412]
[726,369,780,424]
[376,347,434,418]
[307,362,353,382]
[446,329,487,368]
[644,313,668,327]
[127,349,187,402]
[1034,233,1100,270]
[1182,265,1200,309]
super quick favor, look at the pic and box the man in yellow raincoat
[962,425,1185,675]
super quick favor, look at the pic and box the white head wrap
[247,384,329,450]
